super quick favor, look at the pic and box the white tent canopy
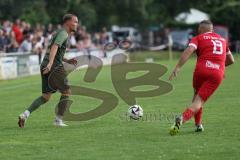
[175,8,210,24]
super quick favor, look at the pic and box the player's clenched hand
[42,63,52,75]
[66,58,77,66]
[169,67,180,81]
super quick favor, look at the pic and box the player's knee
[190,94,204,112]
[190,106,200,113]
[189,103,202,113]
[43,96,50,102]
[61,89,71,96]
[42,94,52,102]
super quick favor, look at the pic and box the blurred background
[0,0,239,79]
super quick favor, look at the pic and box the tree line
[0,0,239,39]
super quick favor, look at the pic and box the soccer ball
[128,105,143,120]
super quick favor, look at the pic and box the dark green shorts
[41,65,70,94]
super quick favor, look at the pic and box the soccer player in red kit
[169,20,234,135]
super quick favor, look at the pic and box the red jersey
[189,32,229,74]
[12,24,23,45]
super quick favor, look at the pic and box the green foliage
[0,0,240,39]
[68,0,97,30]
[21,0,50,25]
[45,0,70,24]
[0,0,23,20]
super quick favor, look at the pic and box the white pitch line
[0,82,39,91]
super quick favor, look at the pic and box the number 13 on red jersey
[211,39,223,55]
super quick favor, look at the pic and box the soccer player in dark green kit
[18,14,78,127]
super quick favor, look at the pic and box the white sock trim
[56,115,63,121]
[23,110,30,118]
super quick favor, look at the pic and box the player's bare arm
[63,58,77,66]
[42,44,59,74]
[225,51,234,66]
[169,46,196,80]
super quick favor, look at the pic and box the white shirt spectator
[34,41,43,51]
[69,35,77,47]
[18,39,32,52]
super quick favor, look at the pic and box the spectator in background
[75,25,87,42]
[69,34,77,48]
[100,27,109,45]
[7,40,19,53]
[33,36,44,64]
[82,34,92,48]
[44,23,54,41]
[34,24,45,44]
[12,19,23,45]
[75,25,92,52]
[20,20,27,32]
[45,23,54,35]
[76,39,83,51]
[57,24,62,30]
[18,34,32,52]
[2,20,12,34]
[82,34,92,59]
[92,32,101,48]
[43,35,50,51]
[100,27,109,57]
[1,19,111,55]
[6,31,19,53]
[0,29,11,52]
[22,23,33,38]
[0,29,5,52]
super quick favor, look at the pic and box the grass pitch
[0,53,239,160]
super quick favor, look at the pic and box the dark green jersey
[41,29,68,68]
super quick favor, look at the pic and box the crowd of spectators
[0,19,110,56]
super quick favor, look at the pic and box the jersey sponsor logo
[203,35,225,41]
[205,60,220,70]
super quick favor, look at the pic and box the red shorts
[193,69,223,102]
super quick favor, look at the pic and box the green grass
[0,53,239,160]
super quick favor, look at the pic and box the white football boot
[54,116,68,127]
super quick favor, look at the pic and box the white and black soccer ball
[128,105,143,120]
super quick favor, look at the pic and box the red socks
[182,108,195,123]
[182,107,203,124]
[194,107,203,125]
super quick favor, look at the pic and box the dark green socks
[27,96,47,113]
[57,95,70,116]
[27,95,69,116]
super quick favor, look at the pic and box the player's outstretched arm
[225,51,234,66]
[42,44,59,74]
[63,58,77,66]
[169,46,196,80]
